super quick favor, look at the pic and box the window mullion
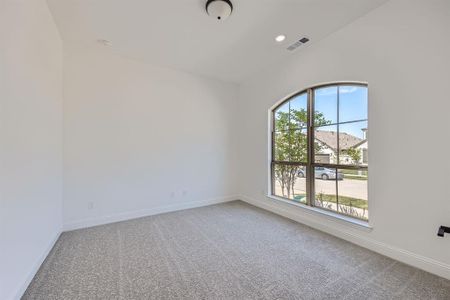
[336,86,340,211]
[307,88,314,207]
[337,86,340,165]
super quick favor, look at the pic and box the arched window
[271,83,368,221]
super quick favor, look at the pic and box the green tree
[274,105,329,199]
[341,148,361,165]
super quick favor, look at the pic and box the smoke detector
[206,0,233,21]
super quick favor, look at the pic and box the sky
[280,85,368,139]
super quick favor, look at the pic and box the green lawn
[344,175,368,181]
[317,194,368,209]
[341,169,360,175]
[293,194,367,210]
[341,169,368,181]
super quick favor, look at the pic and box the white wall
[238,0,450,279]
[0,0,63,299]
[63,50,239,230]
[1,1,449,299]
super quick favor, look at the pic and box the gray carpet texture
[23,201,450,300]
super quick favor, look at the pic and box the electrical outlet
[170,191,175,198]
[87,202,94,210]
[182,190,187,197]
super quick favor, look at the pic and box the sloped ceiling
[48,0,389,83]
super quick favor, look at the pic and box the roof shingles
[315,130,363,151]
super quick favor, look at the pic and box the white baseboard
[14,230,61,300]
[63,195,238,231]
[239,194,450,280]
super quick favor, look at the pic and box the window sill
[266,194,373,231]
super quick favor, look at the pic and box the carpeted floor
[23,201,450,299]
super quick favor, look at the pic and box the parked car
[297,167,343,180]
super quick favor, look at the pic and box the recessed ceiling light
[275,35,286,42]
[97,39,112,46]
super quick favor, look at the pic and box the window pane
[337,169,368,220]
[289,93,308,130]
[274,131,290,161]
[274,101,289,131]
[339,86,368,123]
[314,125,337,164]
[338,121,368,165]
[314,168,338,212]
[274,129,307,162]
[289,129,308,162]
[273,164,307,204]
[314,86,337,126]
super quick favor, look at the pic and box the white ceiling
[47,0,389,83]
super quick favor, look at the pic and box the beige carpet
[23,201,450,299]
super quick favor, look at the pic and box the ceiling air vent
[286,37,310,51]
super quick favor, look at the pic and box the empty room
[1,0,450,299]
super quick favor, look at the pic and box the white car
[297,167,343,180]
